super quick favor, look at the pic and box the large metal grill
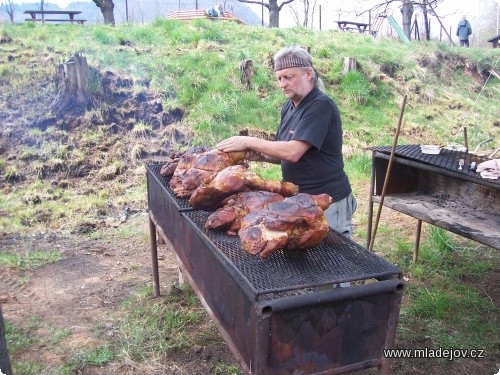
[148,163,400,298]
[369,144,499,186]
[147,162,404,375]
[185,209,399,298]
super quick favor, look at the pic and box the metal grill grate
[148,163,192,210]
[369,145,499,186]
[183,210,400,296]
[147,163,401,297]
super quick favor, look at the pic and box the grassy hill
[0,20,499,375]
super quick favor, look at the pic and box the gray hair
[273,46,325,92]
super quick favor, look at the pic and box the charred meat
[238,193,333,257]
[205,191,285,235]
[169,149,246,198]
[188,165,299,210]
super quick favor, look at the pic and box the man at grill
[217,46,357,238]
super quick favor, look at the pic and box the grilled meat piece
[169,149,246,198]
[205,191,285,235]
[160,146,210,177]
[238,193,333,257]
[188,165,299,210]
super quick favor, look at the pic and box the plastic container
[420,145,441,154]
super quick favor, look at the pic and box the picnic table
[336,20,370,33]
[24,10,86,24]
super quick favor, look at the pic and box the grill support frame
[147,164,404,375]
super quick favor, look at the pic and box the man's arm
[216,136,311,163]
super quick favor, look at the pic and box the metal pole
[149,214,161,297]
[369,95,408,251]
[0,306,13,375]
[125,0,128,22]
[319,5,321,31]
[262,3,264,26]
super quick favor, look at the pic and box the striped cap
[274,56,312,72]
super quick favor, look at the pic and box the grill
[367,144,500,258]
[147,163,404,375]
[368,144,499,187]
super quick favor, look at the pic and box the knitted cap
[274,55,312,72]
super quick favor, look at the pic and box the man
[217,46,357,237]
[457,16,472,47]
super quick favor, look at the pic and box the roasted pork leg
[238,193,333,257]
[205,191,285,235]
[169,149,246,198]
[189,164,299,210]
[159,146,210,177]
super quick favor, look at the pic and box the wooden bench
[24,10,86,25]
[166,9,244,24]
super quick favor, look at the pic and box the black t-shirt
[275,87,352,201]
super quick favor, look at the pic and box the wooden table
[336,20,370,33]
[24,10,86,24]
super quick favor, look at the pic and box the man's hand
[216,136,251,152]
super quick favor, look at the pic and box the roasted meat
[238,193,333,257]
[188,165,299,210]
[160,146,209,177]
[169,149,246,198]
[205,191,285,235]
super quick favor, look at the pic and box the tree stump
[343,57,358,75]
[51,52,90,116]
[239,59,253,90]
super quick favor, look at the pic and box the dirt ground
[0,214,241,374]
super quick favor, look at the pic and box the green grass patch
[0,251,61,270]
[114,285,205,361]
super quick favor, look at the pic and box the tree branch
[278,0,296,11]
[237,0,269,9]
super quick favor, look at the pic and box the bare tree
[400,0,413,38]
[92,0,115,25]
[236,0,296,27]
[364,0,442,40]
[2,0,15,23]
[289,0,319,27]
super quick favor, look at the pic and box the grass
[0,251,61,270]
[0,19,498,374]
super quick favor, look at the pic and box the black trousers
[460,39,470,47]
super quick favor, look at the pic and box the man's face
[275,67,313,105]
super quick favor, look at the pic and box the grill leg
[149,214,161,297]
[367,152,376,249]
[413,220,422,263]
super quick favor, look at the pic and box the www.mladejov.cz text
[383,348,486,361]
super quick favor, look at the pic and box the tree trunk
[51,53,90,117]
[422,0,430,40]
[343,57,357,75]
[237,0,295,28]
[6,0,14,23]
[92,0,115,25]
[0,306,13,375]
[400,0,413,40]
[239,59,254,89]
